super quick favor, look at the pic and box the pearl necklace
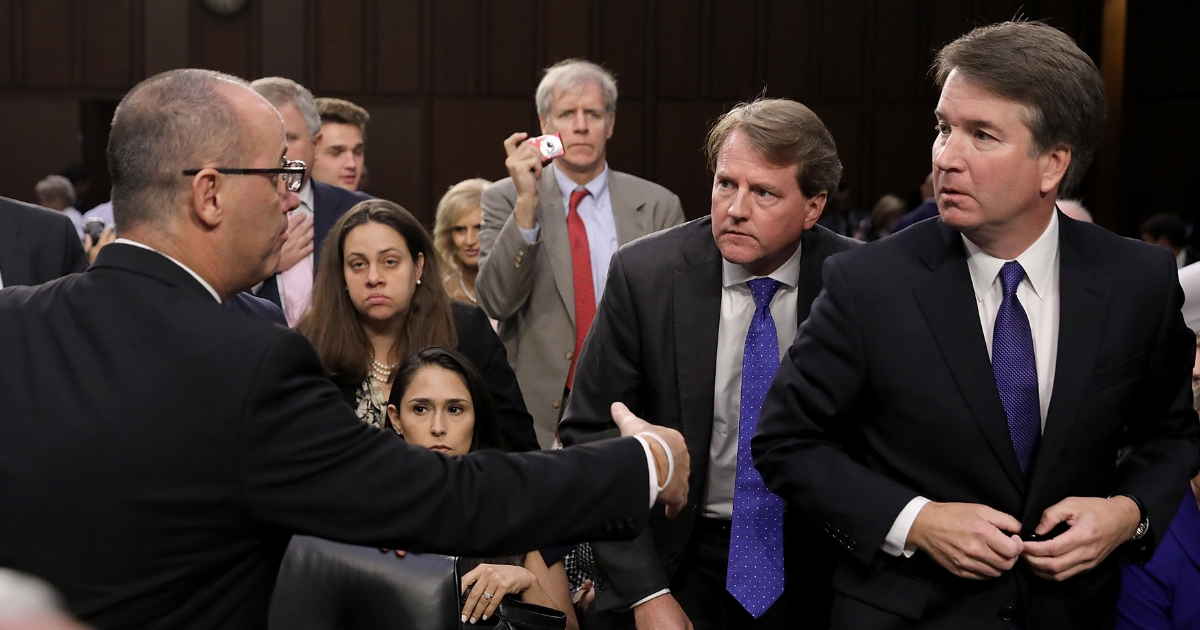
[458,273,477,304]
[370,356,396,382]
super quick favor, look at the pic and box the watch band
[1115,494,1150,541]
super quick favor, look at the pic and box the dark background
[0,0,1195,237]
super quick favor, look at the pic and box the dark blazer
[226,291,287,326]
[334,301,540,453]
[0,243,650,630]
[255,180,370,307]
[0,196,86,287]
[753,214,1200,629]
[559,217,857,613]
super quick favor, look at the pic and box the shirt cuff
[517,222,540,244]
[630,589,671,608]
[632,436,659,509]
[882,496,931,558]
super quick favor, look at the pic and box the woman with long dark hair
[297,199,538,451]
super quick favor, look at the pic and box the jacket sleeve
[752,256,919,569]
[560,250,672,607]
[477,181,542,321]
[238,332,650,556]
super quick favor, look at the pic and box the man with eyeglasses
[0,68,691,629]
[247,77,371,326]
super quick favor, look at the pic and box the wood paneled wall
[0,0,1150,231]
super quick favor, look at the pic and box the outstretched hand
[612,402,690,518]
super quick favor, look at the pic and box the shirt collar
[552,162,610,201]
[114,237,222,302]
[721,240,804,289]
[296,179,314,213]
[962,211,1059,302]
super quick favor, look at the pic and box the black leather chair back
[269,535,460,630]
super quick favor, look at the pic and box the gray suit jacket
[559,217,857,613]
[477,164,685,447]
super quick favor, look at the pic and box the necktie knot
[999,261,1026,297]
[747,278,782,311]
[569,188,591,213]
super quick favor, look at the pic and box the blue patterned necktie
[727,277,786,618]
[992,261,1041,474]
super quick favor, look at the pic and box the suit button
[998,606,1015,622]
[551,400,561,409]
[846,539,857,551]
[669,552,680,566]
[565,351,573,360]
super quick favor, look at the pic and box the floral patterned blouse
[353,377,390,431]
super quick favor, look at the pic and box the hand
[907,501,1023,579]
[612,402,690,518]
[275,211,314,274]
[460,563,536,624]
[377,548,406,557]
[571,579,595,614]
[84,226,116,264]
[633,593,693,630]
[502,132,543,230]
[1021,496,1140,581]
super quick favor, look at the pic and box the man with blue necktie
[753,21,1200,629]
[560,98,856,629]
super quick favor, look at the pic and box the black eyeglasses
[182,159,306,193]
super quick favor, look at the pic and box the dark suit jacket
[0,195,86,287]
[226,291,287,326]
[753,214,1200,629]
[0,243,650,629]
[559,217,857,613]
[255,180,370,307]
[334,301,540,453]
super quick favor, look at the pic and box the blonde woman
[433,178,490,305]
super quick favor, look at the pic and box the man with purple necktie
[560,98,856,629]
[753,21,1200,629]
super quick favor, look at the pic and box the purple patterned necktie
[727,277,786,618]
[992,261,1041,474]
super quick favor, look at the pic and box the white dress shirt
[704,244,803,518]
[518,163,618,305]
[883,212,1062,557]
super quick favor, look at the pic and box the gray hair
[535,59,617,119]
[934,21,1105,196]
[108,68,252,231]
[34,175,75,207]
[249,77,320,139]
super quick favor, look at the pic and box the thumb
[1034,500,1073,535]
[611,402,648,436]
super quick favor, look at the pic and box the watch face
[203,0,249,17]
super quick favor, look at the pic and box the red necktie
[566,188,593,388]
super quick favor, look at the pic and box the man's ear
[605,112,616,140]
[190,170,223,229]
[1040,145,1072,195]
[802,191,828,230]
[539,116,550,135]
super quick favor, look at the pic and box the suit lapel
[673,219,723,473]
[0,207,30,286]
[538,166,576,323]
[1025,215,1110,514]
[609,173,648,245]
[914,223,1026,492]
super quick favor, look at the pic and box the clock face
[202,0,249,17]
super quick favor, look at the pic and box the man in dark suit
[0,68,691,629]
[753,22,1200,629]
[0,196,86,288]
[248,77,370,325]
[560,99,854,629]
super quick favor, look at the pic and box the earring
[416,279,422,286]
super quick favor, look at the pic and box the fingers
[460,566,513,624]
[979,505,1023,538]
[503,132,530,156]
[1033,499,1076,536]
